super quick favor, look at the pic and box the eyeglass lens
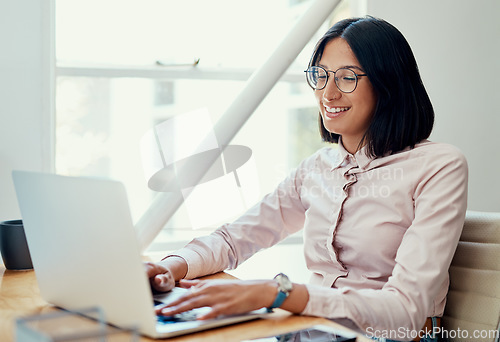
[306,67,358,93]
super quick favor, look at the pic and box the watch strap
[267,273,292,312]
[269,290,288,310]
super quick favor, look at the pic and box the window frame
[52,0,354,253]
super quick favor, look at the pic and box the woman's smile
[323,105,350,118]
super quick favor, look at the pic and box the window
[55,0,359,254]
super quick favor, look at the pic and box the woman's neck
[341,136,365,155]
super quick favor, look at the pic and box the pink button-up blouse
[171,139,468,338]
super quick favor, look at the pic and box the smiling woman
[147,16,468,342]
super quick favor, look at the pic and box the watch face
[276,273,293,292]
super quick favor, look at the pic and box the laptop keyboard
[154,300,211,324]
[157,311,199,324]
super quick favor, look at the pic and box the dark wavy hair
[309,16,434,157]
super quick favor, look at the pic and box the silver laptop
[12,170,268,339]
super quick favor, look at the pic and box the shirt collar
[332,137,374,171]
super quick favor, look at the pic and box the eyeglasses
[304,66,367,93]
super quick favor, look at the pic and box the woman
[146,17,468,342]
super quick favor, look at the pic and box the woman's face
[315,38,377,154]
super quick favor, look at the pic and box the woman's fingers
[177,278,202,289]
[156,279,275,319]
[153,273,174,292]
[159,293,210,316]
[157,280,211,314]
[145,262,175,292]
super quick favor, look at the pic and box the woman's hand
[145,256,188,293]
[145,262,175,292]
[155,279,278,320]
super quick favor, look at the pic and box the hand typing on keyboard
[154,278,281,320]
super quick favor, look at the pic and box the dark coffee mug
[0,220,33,270]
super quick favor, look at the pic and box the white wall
[0,1,54,220]
[367,0,500,211]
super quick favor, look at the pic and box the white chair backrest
[443,211,500,342]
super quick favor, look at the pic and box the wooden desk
[0,265,369,341]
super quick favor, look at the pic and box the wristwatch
[267,273,293,311]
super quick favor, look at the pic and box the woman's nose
[321,79,342,102]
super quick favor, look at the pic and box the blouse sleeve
[302,145,468,340]
[170,153,314,279]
